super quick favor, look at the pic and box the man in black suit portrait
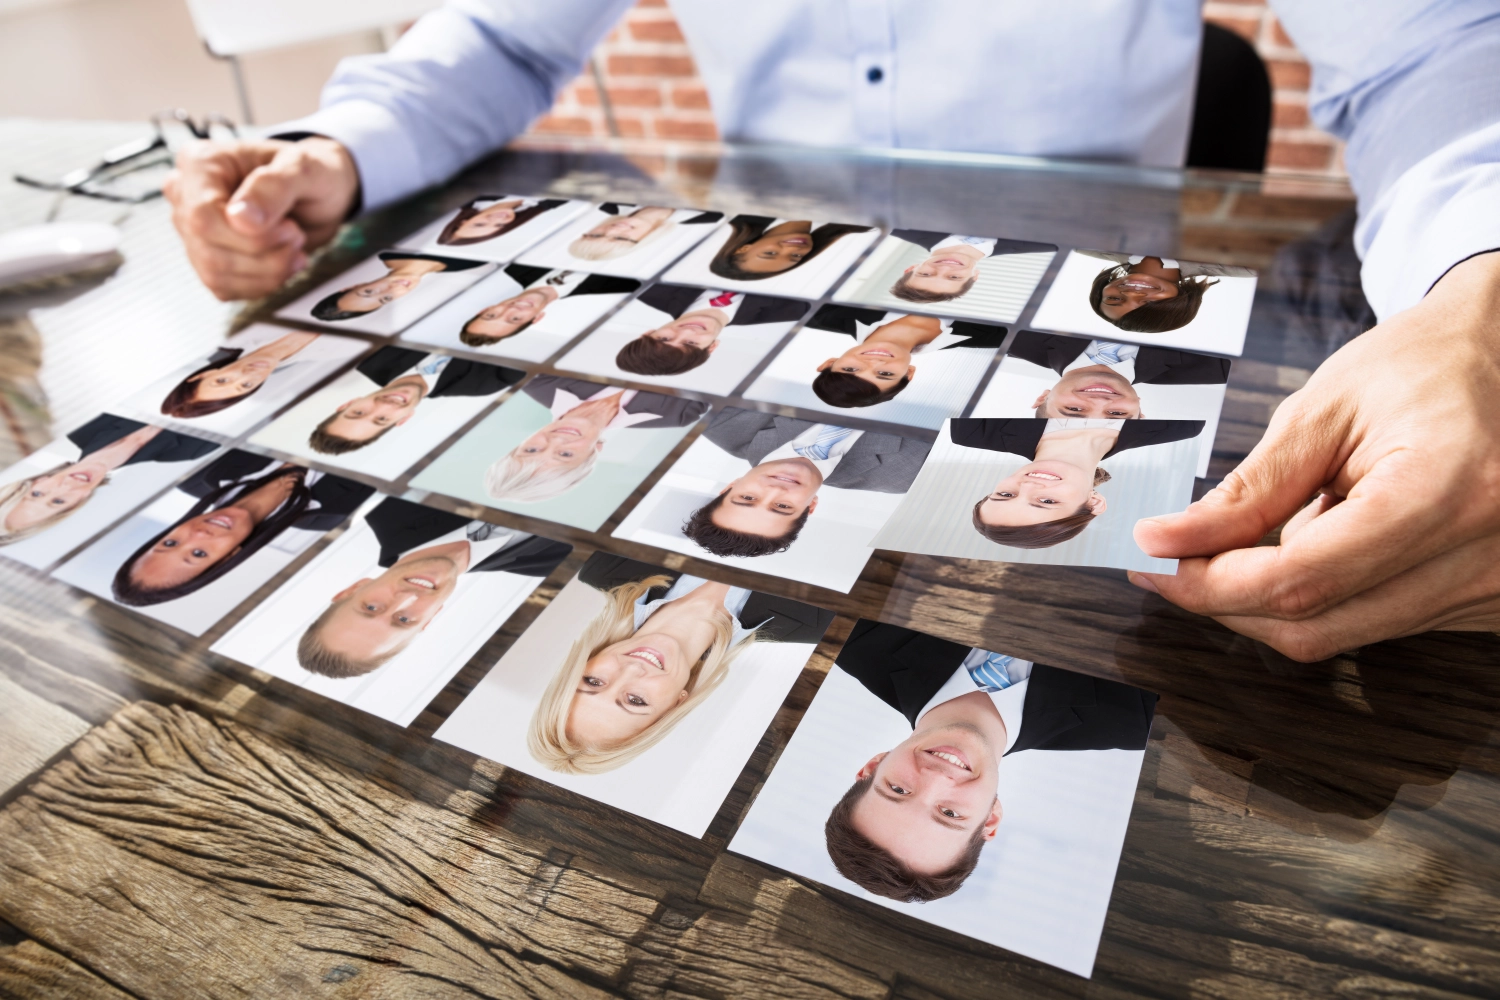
[886,230,1056,305]
[681,407,931,558]
[460,264,639,347]
[297,497,570,678]
[613,284,808,377]
[825,620,1156,902]
[1005,330,1231,420]
[309,346,524,455]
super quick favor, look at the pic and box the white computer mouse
[0,221,123,289]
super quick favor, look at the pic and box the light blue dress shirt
[275,0,1500,322]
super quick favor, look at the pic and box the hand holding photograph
[409,374,708,531]
[555,284,808,394]
[395,195,590,262]
[662,215,880,299]
[871,417,1203,571]
[0,414,219,570]
[613,407,930,593]
[1029,250,1257,356]
[211,495,572,727]
[276,250,495,335]
[516,203,725,280]
[729,620,1157,977]
[434,552,834,836]
[249,346,525,480]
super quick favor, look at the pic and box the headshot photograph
[744,304,1006,430]
[276,250,495,335]
[973,330,1230,476]
[612,407,930,593]
[409,374,708,531]
[434,552,833,836]
[395,194,591,263]
[249,346,525,481]
[399,264,641,363]
[52,451,374,636]
[555,284,808,395]
[872,416,1203,572]
[212,495,571,727]
[0,414,219,571]
[831,229,1056,324]
[516,203,724,280]
[662,215,880,299]
[116,324,370,440]
[729,620,1155,978]
[1029,250,1257,356]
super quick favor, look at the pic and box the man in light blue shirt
[162,0,1500,661]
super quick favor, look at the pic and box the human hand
[1130,251,1500,661]
[163,137,359,301]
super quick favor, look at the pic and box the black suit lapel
[1006,664,1096,754]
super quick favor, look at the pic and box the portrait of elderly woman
[1080,250,1255,335]
[516,203,721,278]
[309,251,486,323]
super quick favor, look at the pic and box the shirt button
[866,66,884,83]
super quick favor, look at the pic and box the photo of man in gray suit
[682,407,931,558]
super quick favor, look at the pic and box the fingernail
[1127,571,1159,594]
[226,200,264,226]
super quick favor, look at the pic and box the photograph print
[613,407,930,593]
[662,215,880,299]
[832,229,1056,324]
[516,203,724,280]
[400,263,641,363]
[973,330,1230,475]
[276,249,495,335]
[0,414,218,570]
[730,619,1156,978]
[117,324,370,439]
[1029,250,1257,356]
[52,451,374,636]
[871,416,1203,572]
[395,194,591,263]
[744,304,1006,430]
[212,495,571,727]
[435,552,834,836]
[409,374,708,531]
[554,284,808,395]
[249,346,524,481]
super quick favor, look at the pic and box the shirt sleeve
[1270,1,1500,320]
[270,0,638,211]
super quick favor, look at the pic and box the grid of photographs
[30,189,1259,980]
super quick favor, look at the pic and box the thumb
[225,149,312,241]
[1134,390,1350,558]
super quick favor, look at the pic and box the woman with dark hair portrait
[805,307,1004,409]
[955,417,1202,549]
[1081,251,1254,334]
[436,196,565,247]
[160,331,319,419]
[707,217,873,282]
[310,251,485,322]
[110,452,370,607]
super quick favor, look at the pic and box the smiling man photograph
[611,284,809,378]
[1004,330,1232,420]
[824,620,1157,902]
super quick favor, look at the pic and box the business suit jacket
[578,552,833,645]
[702,408,931,494]
[637,284,809,327]
[891,229,1057,256]
[501,264,641,297]
[804,305,1006,350]
[178,450,374,532]
[363,497,571,575]
[1006,331,1230,385]
[949,417,1204,460]
[356,347,525,398]
[521,374,708,428]
[836,620,1156,753]
[1078,249,1255,278]
[599,203,723,226]
[68,414,217,467]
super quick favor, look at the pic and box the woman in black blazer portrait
[436,196,567,247]
[707,216,873,281]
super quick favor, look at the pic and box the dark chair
[1187,22,1273,173]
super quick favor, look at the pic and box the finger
[169,142,305,255]
[226,147,328,239]
[1134,388,1354,559]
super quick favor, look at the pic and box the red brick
[607,54,697,77]
[1269,16,1295,48]
[532,115,595,137]
[600,86,663,108]
[1267,139,1334,171]
[1272,101,1309,128]
[671,86,711,110]
[1267,59,1311,91]
[628,18,685,42]
[613,116,647,138]
[653,118,719,141]
[1205,14,1260,42]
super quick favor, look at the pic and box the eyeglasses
[13,109,239,204]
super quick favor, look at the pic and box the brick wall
[529,0,1346,178]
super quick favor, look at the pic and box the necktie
[546,270,573,285]
[466,521,498,542]
[1088,342,1127,365]
[709,291,736,308]
[967,652,1015,692]
[794,426,853,461]
[417,355,451,376]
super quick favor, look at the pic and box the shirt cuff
[270,99,427,214]
[1356,121,1500,320]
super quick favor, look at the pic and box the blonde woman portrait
[562,203,721,264]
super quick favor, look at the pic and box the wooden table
[3,126,1499,999]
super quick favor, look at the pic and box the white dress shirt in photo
[916,653,1038,755]
[392,520,520,572]
[931,235,998,258]
[410,354,452,393]
[760,423,866,479]
[546,384,658,430]
[684,288,745,322]
[854,314,964,353]
[1061,341,1140,383]
[634,573,760,646]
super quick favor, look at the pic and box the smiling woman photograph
[810,310,1005,409]
[708,217,874,281]
[309,251,486,322]
[159,330,320,419]
[1081,250,1254,334]
[436,196,566,247]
